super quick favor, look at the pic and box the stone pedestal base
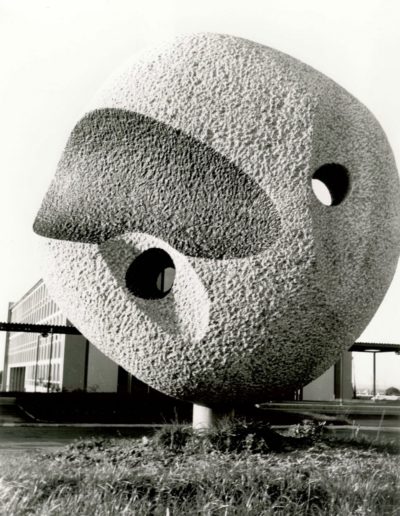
[192,404,235,430]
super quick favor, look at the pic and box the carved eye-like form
[125,248,176,299]
[311,163,350,206]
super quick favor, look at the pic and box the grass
[0,420,399,515]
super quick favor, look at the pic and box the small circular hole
[311,163,349,206]
[125,248,176,299]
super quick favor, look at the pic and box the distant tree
[385,386,400,396]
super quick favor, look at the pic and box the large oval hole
[312,163,350,206]
[125,248,176,299]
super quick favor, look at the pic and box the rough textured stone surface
[34,33,400,405]
[34,108,281,259]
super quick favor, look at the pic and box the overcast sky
[0,0,399,389]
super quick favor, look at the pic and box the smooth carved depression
[34,33,400,405]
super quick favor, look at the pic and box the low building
[1,279,120,393]
[302,352,353,401]
[1,279,353,399]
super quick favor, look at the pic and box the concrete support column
[192,404,235,430]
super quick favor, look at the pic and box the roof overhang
[350,342,400,353]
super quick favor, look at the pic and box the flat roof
[350,342,400,353]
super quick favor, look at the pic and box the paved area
[0,397,398,455]
[0,397,32,424]
[259,401,400,428]
[0,426,156,454]
[0,423,398,456]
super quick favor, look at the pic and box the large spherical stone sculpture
[34,33,400,406]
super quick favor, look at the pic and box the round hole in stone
[125,248,176,299]
[311,163,350,206]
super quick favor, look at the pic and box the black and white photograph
[0,1,399,514]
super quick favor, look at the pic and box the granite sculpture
[34,33,400,405]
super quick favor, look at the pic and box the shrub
[287,419,326,442]
[385,386,400,396]
[154,418,308,454]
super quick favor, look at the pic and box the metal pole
[83,339,90,392]
[34,335,40,392]
[1,303,13,391]
[339,352,343,405]
[47,333,54,392]
[373,352,376,397]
